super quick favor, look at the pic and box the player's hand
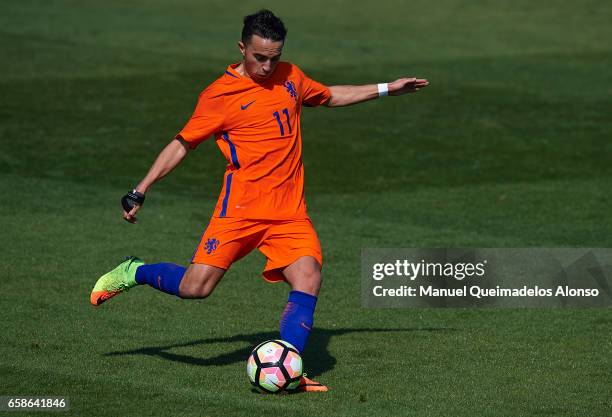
[121,190,145,224]
[123,204,141,224]
[388,78,429,96]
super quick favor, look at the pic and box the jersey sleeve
[297,66,331,107]
[176,88,225,148]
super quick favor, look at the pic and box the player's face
[239,35,284,82]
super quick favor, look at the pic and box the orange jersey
[177,62,331,220]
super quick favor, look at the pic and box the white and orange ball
[247,340,303,393]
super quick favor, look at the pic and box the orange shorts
[191,217,323,282]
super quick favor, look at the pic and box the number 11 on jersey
[273,108,292,136]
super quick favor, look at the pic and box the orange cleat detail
[295,375,328,392]
[90,290,120,306]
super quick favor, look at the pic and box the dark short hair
[241,9,287,44]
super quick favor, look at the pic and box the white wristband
[377,83,389,97]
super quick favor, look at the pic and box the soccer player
[90,9,428,392]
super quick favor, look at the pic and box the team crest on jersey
[284,81,298,101]
[204,238,220,254]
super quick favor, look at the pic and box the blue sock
[279,290,317,354]
[135,263,185,297]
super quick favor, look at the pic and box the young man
[90,9,428,392]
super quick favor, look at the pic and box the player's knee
[194,281,216,298]
[309,269,322,291]
[179,268,221,299]
[293,267,321,295]
[307,268,322,285]
[180,279,215,299]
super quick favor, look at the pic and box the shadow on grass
[104,326,456,377]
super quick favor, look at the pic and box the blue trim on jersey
[222,132,240,169]
[220,173,233,217]
[225,70,238,78]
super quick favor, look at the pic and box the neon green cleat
[90,256,144,306]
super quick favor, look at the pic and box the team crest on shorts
[204,238,220,254]
[284,81,298,101]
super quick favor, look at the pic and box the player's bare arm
[326,77,429,107]
[123,137,191,223]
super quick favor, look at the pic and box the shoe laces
[107,258,136,292]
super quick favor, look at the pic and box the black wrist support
[121,190,145,212]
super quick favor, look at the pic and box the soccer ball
[247,339,303,393]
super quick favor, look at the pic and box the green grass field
[2,0,612,415]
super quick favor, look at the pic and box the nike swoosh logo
[300,322,312,331]
[240,100,256,110]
